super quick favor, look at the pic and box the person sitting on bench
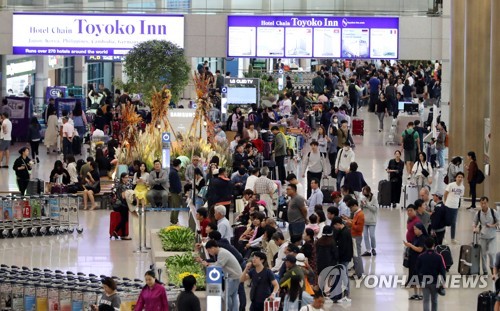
[146,160,169,209]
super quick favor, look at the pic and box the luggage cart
[1,196,15,238]
[386,118,399,145]
[29,195,43,236]
[90,135,110,158]
[68,194,83,234]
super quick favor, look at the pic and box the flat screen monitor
[404,103,419,114]
[398,101,411,111]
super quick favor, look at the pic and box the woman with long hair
[49,160,70,185]
[283,275,313,310]
[28,117,41,163]
[134,270,168,311]
[113,172,132,240]
[193,168,206,209]
[83,161,101,210]
[466,151,478,209]
[412,152,433,191]
[360,186,378,256]
[133,162,149,211]
[72,101,88,139]
[44,110,58,154]
[95,148,111,177]
[327,122,339,178]
[446,156,462,184]
[315,226,338,276]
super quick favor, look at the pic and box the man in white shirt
[332,191,350,218]
[286,174,305,198]
[443,172,465,244]
[0,113,12,168]
[244,168,260,191]
[270,232,288,273]
[335,141,355,191]
[215,205,233,241]
[281,93,292,116]
[300,292,326,311]
[62,117,74,160]
[307,179,324,216]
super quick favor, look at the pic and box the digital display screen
[227,16,398,59]
[226,87,257,104]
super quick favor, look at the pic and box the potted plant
[165,253,206,290]
[158,225,195,252]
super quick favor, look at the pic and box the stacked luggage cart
[0,194,82,238]
[89,135,111,158]
[0,265,181,311]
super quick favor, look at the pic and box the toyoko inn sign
[12,13,184,56]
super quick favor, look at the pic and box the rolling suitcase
[26,178,44,195]
[477,290,495,311]
[377,180,392,207]
[459,233,481,275]
[352,119,364,136]
[321,178,335,204]
[403,185,419,208]
[109,211,129,238]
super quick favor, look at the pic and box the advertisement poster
[36,286,48,311]
[227,16,398,59]
[3,199,12,222]
[48,287,60,311]
[30,198,40,218]
[5,96,31,141]
[12,283,24,310]
[256,27,284,57]
[48,198,60,218]
[59,288,72,311]
[45,86,67,103]
[0,283,12,309]
[55,98,80,117]
[12,200,24,221]
[13,13,184,56]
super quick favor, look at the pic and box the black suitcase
[377,180,392,207]
[435,245,453,272]
[26,178,44,195]
[477,291,495,311]
[321,178,335,204]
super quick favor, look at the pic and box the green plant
[165,253,206,289]
[158,225,195,252]
[123,40,191,103]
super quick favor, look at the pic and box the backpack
[403,130,415,150]
[476,208,497,229]
[475,169,485,184]
[444,134,449,148]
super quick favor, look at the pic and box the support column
[448,0,465,161]
[74,57,88,90]
[0,56,6,99]
[34,56,49,108]
[464,0,491,195]
[488,0,500,203]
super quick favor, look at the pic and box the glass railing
[3,0,442,16]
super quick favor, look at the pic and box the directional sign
[206,266,223,284]
[221,86,228,94]
[278,69,284,74]
[162,132,171,143]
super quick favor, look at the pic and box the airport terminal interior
[0,0,499,310]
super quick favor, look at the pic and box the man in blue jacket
[417,237,446,311]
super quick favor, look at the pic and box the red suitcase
[109,211,129,238]
[352,119,364,136]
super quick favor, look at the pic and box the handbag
[419,161,430,178]
[198,185,208,200]
[403,247,410,268]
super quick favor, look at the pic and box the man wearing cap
[278,244,301,280]
[331,216,353,303]
[429,192,447,245]
[335,141,355,191]
[296,253,316,293]
[279,255,305,289]
[286,184,308,238]
[286,173,305,198]
[344,200,365,278]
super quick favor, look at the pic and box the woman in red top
[134,270,168,311]
[466,151,478,209]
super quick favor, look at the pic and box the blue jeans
[437,148,445,168]
[340,261,351,296]
[363,225,376,250]
[288,221,305,237]
[336,170,346,191]
[226,278,240,311]
[448,208,458,239]
[195,197,204,209]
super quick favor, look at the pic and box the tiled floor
[0,104,493,310]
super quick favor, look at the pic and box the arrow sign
[162,132,170,143]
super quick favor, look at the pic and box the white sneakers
[338,297,352,303]
[452,239,459,245]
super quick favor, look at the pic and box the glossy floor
[0,104,494,310]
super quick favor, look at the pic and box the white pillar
[113,63,124,84]
[440,0,451,104]
[238,58,250,78]
[34,56,49,107]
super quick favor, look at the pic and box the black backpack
[403,130,415,150]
